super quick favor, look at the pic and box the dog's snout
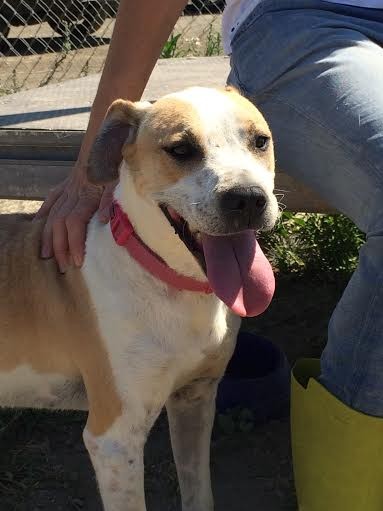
[220,186,267,215]
[218,186,269,231]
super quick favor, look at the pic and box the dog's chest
[90,283,232,393]
[82,232,238,399]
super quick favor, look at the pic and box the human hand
[35,163,117,272]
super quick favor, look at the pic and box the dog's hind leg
[166,377,219,511]
[83,401,163,511]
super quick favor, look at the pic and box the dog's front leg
[166,377,219,511]
[83,404,162,511]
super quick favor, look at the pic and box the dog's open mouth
[160,205,207,274]
[160,204,275,318]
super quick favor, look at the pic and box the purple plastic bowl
[216,332,290,422]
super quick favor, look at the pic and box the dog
[0,86,278,511]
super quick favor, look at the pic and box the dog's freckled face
[89,86,278,238]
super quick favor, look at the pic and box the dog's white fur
[0,86,277,510]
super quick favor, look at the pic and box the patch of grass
[181,35,203,56]
[161,33,183,59]
[161,27,222,59]
[39,27,72,87]
[205,24,222,56]
[61,24,74,53]
[0,69,21,95]
[261,212,365,276]
[80,60,90,77]
[0,85,14,96]
[39,53,68,87]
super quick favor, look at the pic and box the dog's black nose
[220,186,267,219]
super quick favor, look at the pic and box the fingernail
[74,255,83,267]
[41,247,51,259]
[59,259,68,273]
[98,209,110,223]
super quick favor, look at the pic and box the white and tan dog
[0,86,278,511]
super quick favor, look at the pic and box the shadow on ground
[0,35,110,57]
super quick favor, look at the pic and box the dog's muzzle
[218,186,268,231]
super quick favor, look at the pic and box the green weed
[205,24,222,56]
[161,33,183,59]
[261,212,365,276]
[161,27,222,59]
[0,69,20,95]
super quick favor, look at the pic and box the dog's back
[0,214,97,410]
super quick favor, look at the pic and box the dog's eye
[164,143,197,160]
[254,135,270,151]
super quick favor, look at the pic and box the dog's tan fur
[0,215,122,435]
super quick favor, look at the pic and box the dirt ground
[0,14,222,94]
[0,200,348,511]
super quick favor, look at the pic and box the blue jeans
[228,0,383,416]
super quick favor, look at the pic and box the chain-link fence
[0,0,224,95]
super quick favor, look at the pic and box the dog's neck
[113,168,205,281]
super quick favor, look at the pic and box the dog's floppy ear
[87,99,150,184]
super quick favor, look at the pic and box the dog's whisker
[274,188,290,193]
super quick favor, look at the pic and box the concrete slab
[0,56,230,130]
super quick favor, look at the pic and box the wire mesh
[0,0,224,95]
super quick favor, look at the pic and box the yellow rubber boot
[291,359,383,511]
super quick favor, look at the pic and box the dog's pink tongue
[201,231,275,317]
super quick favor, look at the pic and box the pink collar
[110,202,212,294]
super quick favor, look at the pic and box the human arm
[36,0,188,272]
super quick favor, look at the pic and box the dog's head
[88,87,278,315]
[89,86,278,233]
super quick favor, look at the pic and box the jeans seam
[349,268,383,410]
[255,92,383,189]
